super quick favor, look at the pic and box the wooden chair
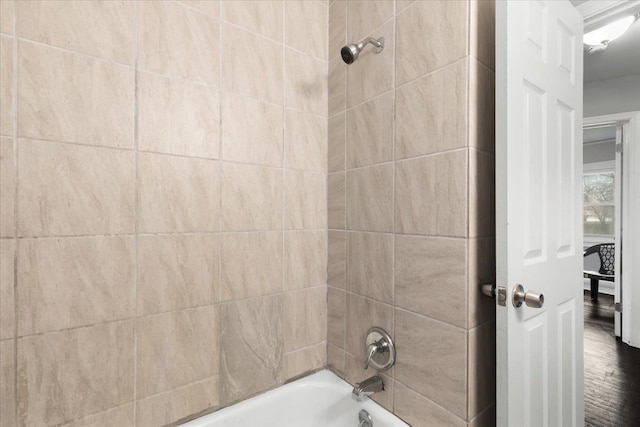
[583,243,615,301]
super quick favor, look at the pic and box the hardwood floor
[584,291,640,427]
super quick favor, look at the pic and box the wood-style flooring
[584,291,640,427]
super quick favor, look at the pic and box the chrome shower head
[341,37,385,64]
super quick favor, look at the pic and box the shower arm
[357,37,385,53]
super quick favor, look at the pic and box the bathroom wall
[327,1,496,426]
[0,1,327,426]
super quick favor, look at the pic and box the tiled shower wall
[326,1,497,426]
[0,1,328,426]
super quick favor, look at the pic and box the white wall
[584,74,640,117]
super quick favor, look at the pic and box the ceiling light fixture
[584,14,638,53]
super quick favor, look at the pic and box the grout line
[11,0,19,422]
[390,0,397,409]
[132,1,139,423]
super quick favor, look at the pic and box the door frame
[584,111,640,347]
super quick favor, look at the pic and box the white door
[496,1,584,426]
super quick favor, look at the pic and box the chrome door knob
[512,284,544,308]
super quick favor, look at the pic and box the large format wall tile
[285,342,326,380]
[16,1,135,65]
[221,1,283,42]
[136,306,218,398]
[220,232,283,301]
[327,342,346,377]
[345,293,393,358]
[284,287,327,352]
[60,404,133,427]
[285,170,327,230]
[328,0,346,61]
[469,150,496,238]
[468,238,496,328]
[0,36,14,137]
[395,309,467,419]
[222,24,283,104]
[138,1,219,84]
[346,164,393,232]
[220,295,284,405]
[396,60,467,160]
[17,321,134,426]
[222,93,284,167]
[17,236,135,336]
[221,162,283,231]
[347,91,394,168]
[328,113,346,172]
[18,42,134,148]
[0,1,14,35]
[395,151,467,237]
[0,240,14,340]
[328,231,346,289]
[394,381,466,427]
[137,152,218,233]
[285,48,327,116]
[17,140,135,237]
[284,230,327,290]
[327,286,346,347]
[396,0,467,85]
[138,72,220,159]
[346,1,394,42]
[0,138,14,237]
[138,234,219,315]
[347,232,393,304]
[329,58,346,116]
[1,339,16,427]
[285,1,327,60]
[469,59,496,153]
[328,172,346,230]
[285,109,327,172]
[395,235,466,327]
[468,321,496,418]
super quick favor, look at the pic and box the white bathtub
[180,370,409,427]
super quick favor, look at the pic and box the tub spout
[352,376,384,402]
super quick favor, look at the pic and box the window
[583,170,615,237]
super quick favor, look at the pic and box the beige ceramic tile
[328,172,345,230]
[137,153,218,233]
[285,342,326,380]
[285,230,327,290]
[18,41,134,148]
[0,138,14,237]
[327,286,345,347]
[394,381,466,427]
[470,0,495,71]
[59,404,133,427]
[1,339,16,427]
[328,113,346,172]
[179,0,220,17]
[0,37,13,137]
[222,24,283,104]
[396,1,417,13]
[344,293,393,357]
[222,93,284,167]
[17,236,135,336]
[285,170,327,230]
[17,1,134,65]
[0,240,14,340]
[395,235,467,327]
[285,1,327,60]
[327,342,345,377]
[220,162,283,231]
[328,231,346,289]
[469,150,495,238]
[0,1,14,35]
[396,0,468,85]
[395,151,467,237]
[347,232,393,303]
[346,164,393,232]
[220,232,283,301]
[347,21,394,107]
[17,321,134,426]
[468,322,496,418]
[347,91,394,168]
[17,139,135,237]
[136,377,219,427]
[221,1,283,42]
[396,60,467,159]
[284,287,327,352]
[469,59,495,153]
[468,238,496,328]
[395,309,467,418]
[136,306,218,398]
[220,295,284,404]
[138,1,219,84]
[329,0,346,61]
[138,234,219,315]
[138,72,220,159]
[346,1,394,42]
[285,48,327,116]
[285,109,327,172]
[329,57,346,116]
[344,353,394,411]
